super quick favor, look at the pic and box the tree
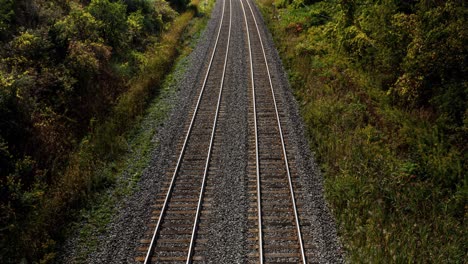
[0,0,14,37]
[88,0,128,50]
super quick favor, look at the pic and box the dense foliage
[0,0,191,262]
[259,0,466,261]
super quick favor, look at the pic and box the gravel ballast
[201,0,249,262]
[60,0,343,262]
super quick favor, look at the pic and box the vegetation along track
[135,0,232,262]
[138,0,317,263]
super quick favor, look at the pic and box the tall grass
[257,0,467,262]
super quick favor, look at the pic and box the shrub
[88,0,128,50]
[0,0,14,35]
[0,0,185,261]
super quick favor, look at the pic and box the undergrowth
[66,56,189,263]
[257,0,466,262]
[0,2,212,262]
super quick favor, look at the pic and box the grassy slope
[256,0,466,262]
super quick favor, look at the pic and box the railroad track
[135,0,232,262]
[136,0,313,262]
[241,0,312,263]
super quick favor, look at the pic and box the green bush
[0,0,189,262]
[88,0,128,50]
[0,0,13,35]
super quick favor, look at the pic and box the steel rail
[143,0,228,262]
[239,0,263,263]
[186,0,232,262]
[243,0,307,262]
